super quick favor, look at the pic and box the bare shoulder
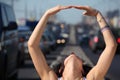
[86,66,104,80]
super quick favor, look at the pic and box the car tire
[9,72,18,80]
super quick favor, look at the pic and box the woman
[28,5,117,80]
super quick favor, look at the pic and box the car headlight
[57,39,61,44]
[57,39,66,44]
[61,39,65,43]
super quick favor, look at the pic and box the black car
[89,27,120,53]
[0,2,18,80]
[51,23,68,45]
[89,30,105,52]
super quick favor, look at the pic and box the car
[17,26,50,60]
[17,26,32,65]
[51,23,68,45]
[89,28,120,53]
[0,2,18,80]
[76,26,90,46]
[78,34,90,46]
[89,30,105,52]
[26,20,38,31]
[41,30,56,54]
[44,28,57,50]
[59,27,69,45]
[40,35,51,55]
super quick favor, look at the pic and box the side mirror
[3,22,18,30]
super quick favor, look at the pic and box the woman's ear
[58,62,65,77]
[59,67,62,73]
[59,64,64,74]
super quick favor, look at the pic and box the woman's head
[62,53,84,78]
[51,52,92,78]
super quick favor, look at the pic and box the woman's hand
[46,5,72,16]
[72,6,98,16]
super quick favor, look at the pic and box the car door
[0,3,18,79]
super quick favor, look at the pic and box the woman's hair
[52,62,64,77]
[50,55,92,78]
[50,55,66,77]
[82,64,92,77]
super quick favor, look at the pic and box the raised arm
[72,6,117,79]
[94,10,117,78]
[27,5,72,80]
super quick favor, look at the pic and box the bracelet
[101,26,110,32]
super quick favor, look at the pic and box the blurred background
[0,0,120,80]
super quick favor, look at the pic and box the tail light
[117,38,120,43]
[94,36,99,43]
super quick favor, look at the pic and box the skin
[63,53,84,80]
[28,5,117,80]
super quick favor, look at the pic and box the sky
[1,0,120,24]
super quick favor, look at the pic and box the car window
[5,5,16,24]
[0,8,2,36]
[0,28,1,37]
[1,5,8,27]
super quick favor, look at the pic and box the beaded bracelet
[101,26,110,32]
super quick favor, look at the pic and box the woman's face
[62,53,84,79]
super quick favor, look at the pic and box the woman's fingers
[72,6,89,10]
[72,5,98,16]
[83,11,87,15]
[46,5,98,16]
[54,5,72,11]
[46,5,72,16]
[59,5,73,10]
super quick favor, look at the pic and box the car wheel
[8,72,18,80]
